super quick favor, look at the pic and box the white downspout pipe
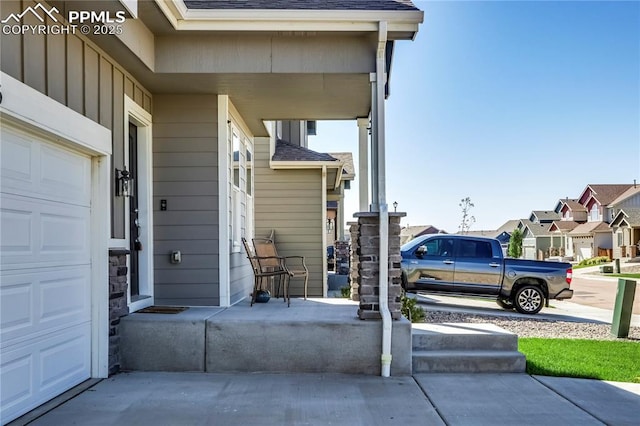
[375,21,392,377]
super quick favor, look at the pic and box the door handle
[443,260,454,265]
[489,263,500,268]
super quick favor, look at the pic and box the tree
[508,228,523,258]
[458,197,475,234]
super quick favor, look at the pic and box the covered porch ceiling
[73,0,421,136]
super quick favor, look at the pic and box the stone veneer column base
[108,249,130,375]
[353,212,405,320]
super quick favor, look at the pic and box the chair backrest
[253,238,281,269]
[241,238,261,272]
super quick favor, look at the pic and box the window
[421,238,454,257]
[228,124,254,253]
[459,240,493,258]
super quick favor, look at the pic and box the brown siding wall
[254,142,324,297]
[153,95,220,306]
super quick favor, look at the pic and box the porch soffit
[82,2,389,136]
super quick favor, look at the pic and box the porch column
[357,117,370,212]
[354,212,404,321]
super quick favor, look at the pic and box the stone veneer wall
[348,222,360,301]
[108,249,130,375]
[353,212,405,320]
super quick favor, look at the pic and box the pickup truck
[400,234,574,314]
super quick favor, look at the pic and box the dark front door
[129,122,141,298]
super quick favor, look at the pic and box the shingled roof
[585,184,633,206]
[184,0,419,11]
[329,152,355,180]
[569,221,611,236]
[611,208,640,227]
[272,139,338,162]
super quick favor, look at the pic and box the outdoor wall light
[393,201,398,212]
[115,167,132,197]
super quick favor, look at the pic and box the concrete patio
[119,297,413,376]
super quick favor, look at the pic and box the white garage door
[1,125,92,423]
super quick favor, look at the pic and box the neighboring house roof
[548,220,580,232]
[579,184,633,206]
[530,210,561,223]
[400,225,443,243]
[610,208,640,227]
[184,0,420,11]
[462,230,498,238]
[609,185,640,207]
[519,220,551,237]
[569,221,611,236]
[329,152,356,180]
[273,139,338,162]
[495,219,520,234]
[563,200,587,213]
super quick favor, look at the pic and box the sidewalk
[11,371,640,426]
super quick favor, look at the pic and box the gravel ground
[425,311,640,342]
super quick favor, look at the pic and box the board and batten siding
[153,95,221,306]
[0,0,151,239]
[254,142,324,297]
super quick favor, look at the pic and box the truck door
[404,237,455,291]
[452,238,502,295]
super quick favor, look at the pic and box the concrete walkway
[11,372,640,426]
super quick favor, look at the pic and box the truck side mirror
[416,245,427,257]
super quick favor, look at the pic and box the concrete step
[411,323,526,374]
[412,350,526,373]
[412,323,519,352]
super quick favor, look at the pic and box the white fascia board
[0,72,111,156]
[270,161,342,170]
[119,0,138,18]
[155,1,422,35]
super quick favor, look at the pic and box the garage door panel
[1,267,91,347]
[0,323,90,422]
[1,127,90,206]
[1,129,36,192]
[1,194,90,268]
[40,144,91,206]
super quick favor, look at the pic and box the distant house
[327,152,356,242]
[555,198,588,223]
[462,220,519,255]
[400,225,444,245]
[608,185,640,258]
[568,184,632,260]
[518,220,553,260]
[548,220,580,259]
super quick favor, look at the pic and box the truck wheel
[514,286,544,315]
[496,298,514,310]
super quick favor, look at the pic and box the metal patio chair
[253,235,309,305]
[241,238,288,307]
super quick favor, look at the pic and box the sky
[308,0,640,234]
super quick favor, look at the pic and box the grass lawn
[518,338,640,383]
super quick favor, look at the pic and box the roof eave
[155,0,423,38]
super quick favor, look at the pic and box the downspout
[375,21,392,377]
[322,165,328,297]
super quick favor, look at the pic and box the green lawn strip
[518,338,640,383]
[607,273,640,279]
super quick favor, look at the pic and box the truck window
[458,240,493,259]
[421,238,454,257]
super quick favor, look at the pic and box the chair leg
[251,277,259,307]
[304,275,308,300]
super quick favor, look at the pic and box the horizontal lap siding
[254,143,323,297]
[153,95,220,306]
